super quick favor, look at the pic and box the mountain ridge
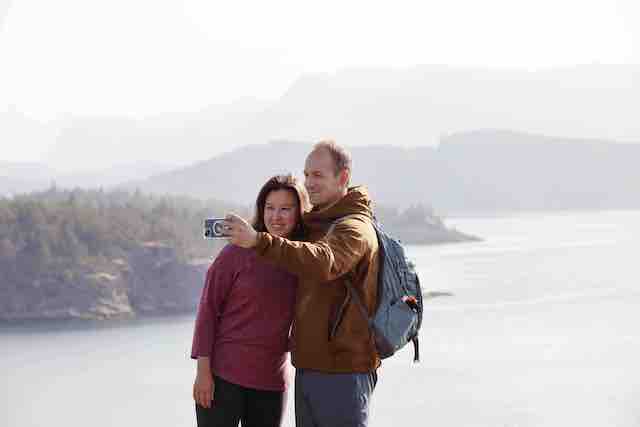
[126,129,640,212]
[2,64,639,171]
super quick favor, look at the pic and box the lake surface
[2,210,640,426]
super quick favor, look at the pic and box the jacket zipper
[329,291,351,340]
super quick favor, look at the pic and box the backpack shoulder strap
[328,214,375,323]
[343,277,372,323]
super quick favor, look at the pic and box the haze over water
[2,210,639,426]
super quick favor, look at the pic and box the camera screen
[204,218,226,239]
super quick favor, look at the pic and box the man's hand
[193,357,214,408]
[225,213,258,248]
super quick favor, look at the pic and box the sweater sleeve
[190,246,239,359]
[254,216,368,283]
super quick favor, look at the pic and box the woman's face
[264,189,299,238]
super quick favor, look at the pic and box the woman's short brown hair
[252,174,310,240]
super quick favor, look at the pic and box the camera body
[204,218,228,239]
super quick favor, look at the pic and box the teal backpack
[336,216,424,362]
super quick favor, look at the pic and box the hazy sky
[1,0,637,121]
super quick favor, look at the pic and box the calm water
[2,210,640,427]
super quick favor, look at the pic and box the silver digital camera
[203,218,229,239]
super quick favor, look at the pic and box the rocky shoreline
[1,243,208,322]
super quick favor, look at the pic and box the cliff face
[126,243,208,316]
[0,243,209,321]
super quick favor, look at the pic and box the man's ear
[339,169,350,188]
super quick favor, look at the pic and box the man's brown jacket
[255,186,380,373]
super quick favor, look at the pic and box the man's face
[304,149,347,209]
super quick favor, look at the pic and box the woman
[191,174,310,427]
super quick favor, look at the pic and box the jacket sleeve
[254,216,368,283]
[190,246,239,359]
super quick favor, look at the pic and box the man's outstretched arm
[224,213,367,282]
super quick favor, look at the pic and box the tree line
[0,187,243,283]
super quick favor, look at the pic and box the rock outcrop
[0,242,209,321]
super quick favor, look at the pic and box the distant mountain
[428,130,640,211]
[0,161,57,179]
[0,176,48,197]
[129,130,640,212]
[0,160,181,196]
[122,141,313,208]
[0,161,57,196]
[260,65,640,147]
[0,107,60,160]
[3,64,639,171]
[42,98,270,171]
[53,162,182,189]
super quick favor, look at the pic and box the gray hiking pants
[294,368,377,427]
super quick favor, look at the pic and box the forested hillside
[0,188,239,320]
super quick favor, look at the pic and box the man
[225,140,380,427]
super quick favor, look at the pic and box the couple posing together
[191,140,381,427]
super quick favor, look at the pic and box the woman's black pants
[195,376,286,427]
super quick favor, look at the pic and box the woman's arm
[190,245,239,358]
[190,245,239,406]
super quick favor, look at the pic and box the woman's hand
[193,357,214,408]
